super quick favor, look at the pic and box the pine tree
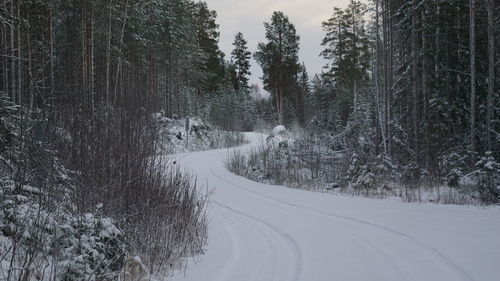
[320,7,346,82]
[321,0,371,126]
[255,11,301,125]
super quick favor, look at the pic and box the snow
[171,132,500,281]
[272,125,286,136]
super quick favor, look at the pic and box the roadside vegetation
[0,95,208,280]
[227,129,499,205]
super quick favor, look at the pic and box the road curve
[171,133,500,281]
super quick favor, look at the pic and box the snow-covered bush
[439,152,468,187]
[344,154,381,191]
[345,153,362,188]
[402,162,421,184]
[446,168,463,187]
[373,154,400,181]
[0,178,127,281]
[226,134,342,191]
[472,152,500,204]
[0,102,127,280]
[272,125,286,136]
[226,150,247,175]
[56,212,126,281]
[356,170,375,190]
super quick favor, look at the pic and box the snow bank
[272,125,286,136]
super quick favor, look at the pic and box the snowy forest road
[171,133,500,281]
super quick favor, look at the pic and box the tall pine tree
[255,11,301,125]
[321,0,371,126]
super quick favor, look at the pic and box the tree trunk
[469,0,476,159]
[382,0,392,156]
[105,0,112,103]
[49,1,55,99]
[114,0,129,105]
[375,0,387,155]
[81,0,87,107]
[27,22,33,109]
[168,49,174,117]
[165,61,169,116]
[412,1,419,167]
[486,0,495,152]
[16,0,21,105]
[90,4,95,111]
[1,0,8,95]
[276,85,283,125]
[148,50,155,109]
[10,0,16,102]
[434,2,439,79]
[422,8,429,170]
[279,90,284,125]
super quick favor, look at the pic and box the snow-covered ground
[171,132,500,281]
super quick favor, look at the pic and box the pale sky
[205,0,351,90]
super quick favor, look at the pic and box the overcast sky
[205,0,351,90]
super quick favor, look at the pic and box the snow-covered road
[172,133,500,281]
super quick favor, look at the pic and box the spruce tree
[231,32,252,91]
[195,1,225,93]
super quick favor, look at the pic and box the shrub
[473,151,500,204]
[0,179,127,281]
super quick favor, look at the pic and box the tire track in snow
[210,168,475,281]
[352,234,418,281]
[247,217,278,281]
[217,209,278,281]
[213,200,303,281]
[212,211,243,281]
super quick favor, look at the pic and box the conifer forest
[0,0,499,280]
